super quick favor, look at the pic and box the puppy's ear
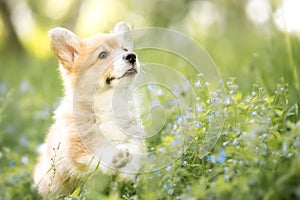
[49,27,81,70]
[112,22,133,50]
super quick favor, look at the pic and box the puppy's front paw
[111,147,131,168]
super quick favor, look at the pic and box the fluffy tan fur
[33,22,145,199]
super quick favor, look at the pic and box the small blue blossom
[166,165,172,172]
[194,81,201,87]
[20,80,29,94]
[192,146,197,152]
[9,160,15,167]
[173,124,178,130]
[195,122,201,129]
[232,139,239,146]
[212,97,220,104]
[259,87,264,93]
[222,141,229,147]
[218,149,227,163]
[224,174,230,182]
[19,136,29,146]
[173,99,179,105]
[171,139,180,146]
[196,105,205,113]
[279,87,284,92]
[251,91,257,97]
[21,156,29,165]
[186,185,191,191]
[168,189,174,195]
[164,182,170,190]
[0,83,6,94]
[183,161,188,166]
[205,82,210,87]
[156,89,164,96]
[196,97,201,101]
[177,116,183,123]
[206,156,211,161]
[250,111,257,117]
[151,100,160,106]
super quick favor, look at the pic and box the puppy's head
[49,22,139,93]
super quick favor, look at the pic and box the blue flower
[279,87,284,92]
[9,160,15,167]
[166,165,172,172]
[232,139,239,146]
[218,149,227,163]
[183,161,188,166]
[172,139,180,146]
[194,81,201,87]
[19,136,29,147]
[164,182,170,190]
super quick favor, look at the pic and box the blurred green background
[0,0,299,198]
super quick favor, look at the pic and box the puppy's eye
[99,51,107,59]
[123,48,128,52]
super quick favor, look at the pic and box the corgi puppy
[33,22,146,199]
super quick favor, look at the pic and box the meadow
[0,0,300,199]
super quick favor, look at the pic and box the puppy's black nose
[124,53,136,64]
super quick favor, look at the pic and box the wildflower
[192,146,197,152]
[20,80,29,94]
[196,105,204,113]
[0,83,6,94]
[164,182,170,190]
[250,111,257,117]
[168,189,174,195]
[195,122,201,129]
[9,160,15,167]
[218,149,227,163]
[173,99,179,105]
[224,174,230,182]
[222,141,229,147]
[212,97,220,104]
[177,116,183,123]
[156,89,164,96]
[194,81,201,87]
[183,161,188,166]
[196,97,201,101]
[232,139,239,146]
[251,91,257,97]
[171,139,180,146]
[20,136,29,147]
[279,87,284,92]
[150,147,155,151]
[166,165,172,172]
[259,87,264,93]
[205,82,210,87]
[21,156,29,165]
